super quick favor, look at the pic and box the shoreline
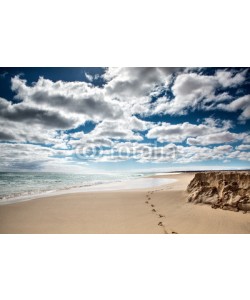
[1,172,250,234]
[0,175,177,206]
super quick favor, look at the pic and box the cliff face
[187,172,250,212]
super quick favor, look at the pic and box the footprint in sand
[145,190,177,233]
[158,222,171,234]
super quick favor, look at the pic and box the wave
[0,172,146,204]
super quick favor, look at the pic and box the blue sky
[0,67,249,173]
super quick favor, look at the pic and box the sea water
[0,171,158,204]
[0,172,178,204]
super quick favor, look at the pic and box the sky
[0,67,249,173]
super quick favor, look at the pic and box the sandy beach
[0,173,250,234]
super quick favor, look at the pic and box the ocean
[0,171,152,204]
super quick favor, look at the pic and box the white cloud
[134,143,248,164]
[69,117,152,151]
[11,76,124,121]
[104,67,180,98]
[0,68,249,171]
[103,67,182,115]
[187,132,244,146]
[226,150,250,161]
[0,143,86,172]
[146,119,236,144]
[243,135,250,144]
[2,74,154,147]
[153,73,218,115]
[237,144,250,151]
[0,97,81,130]
[84,72,100,82]
[84,72,94,82]
[216,69,247,88]
[217,95,250,121]
[92,156,130,163]
[0,118,71,146]
[149,70,247,116]
[75,119,144,142]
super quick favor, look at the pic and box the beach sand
[0,173,250,234]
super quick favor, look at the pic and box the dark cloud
[0,98,78,129]
[0,131,16,141]
[11,76,124,121]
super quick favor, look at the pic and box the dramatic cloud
[150,69,247,116]
[104,67,180,99]
[0,97,79,129]
[104,67,182,115]
[0,67,249,171]
[11,76,124,121]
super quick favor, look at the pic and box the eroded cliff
[187,172,250,212]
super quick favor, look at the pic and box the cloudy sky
[0,67,249,173]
